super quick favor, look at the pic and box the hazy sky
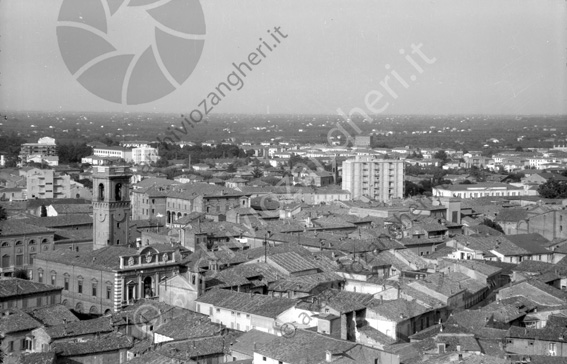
[1,0,566,115]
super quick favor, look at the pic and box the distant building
[93,146,133,163]
[432,183,526,198]
[353,135,372,148]
[19,137,57,166]
[341,156,404,201]
[131,146,159,165]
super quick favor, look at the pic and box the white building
[132,146,159,165]
[93,147,133,162]
[432,182,526,199]
[341,156,404,202]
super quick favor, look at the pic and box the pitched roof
[230,329,279,356]
[153,312,221,340]
[196,290,296,318]
[25,304,79,326]
[53,332,133,356]
[267,252,321,274]
[0,220,53,235]
[367,298,432,322]
[44,316,113,339]
[0,278,62,298]
[255,329,356,363]
[0,308,42,334]
[155,333,239,359]
[24,215,93,228]
[35,246,138,271]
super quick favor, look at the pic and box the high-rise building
[341,156,404,201]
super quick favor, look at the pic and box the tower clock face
[113,208,126,222]
[96,212,107,222]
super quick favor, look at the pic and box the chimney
[437,343,445,353]
[456,345,461,352]
[325,350,332,362]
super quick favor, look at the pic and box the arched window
[50,271,57,285]
[28,240,36,245]
[15,241,22,246]
[41,238,49,244]
[1,242,9,247]
[98,183,105,201]
[115,183,122,201]
[1,254,10,268]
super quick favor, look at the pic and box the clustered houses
[1,134,567,364]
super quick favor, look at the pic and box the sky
[0,0,566,115]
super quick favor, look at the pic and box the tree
[13,269,30,280]
[515,146,524,152]
[433,150,449,164]
[480,218,505,234]
[252,166,263,179]
[40,205,47,217]
[537,179,567,198]
[404,181,424,197]
[0,205,7,220]
[226,163,237,173]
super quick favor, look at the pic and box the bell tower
[92,166,131,250]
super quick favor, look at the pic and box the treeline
[57,143,93,164]
[158,143,254,163]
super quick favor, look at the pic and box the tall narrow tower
[92,166,131,250]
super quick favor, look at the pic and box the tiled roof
[51,204,92,214]
[255,329,356,363]
[35,246,138,271]
[0,220,53,235]
[207,262,279,289]
[506,234,551,254]
[512,260,556,274]
[267,252,321,274]
[357,323,397,345]
[230,329,279,356]
[45,316,113,339]
[14,352,56,364]
[507,325,567,342]
[24,215,93,227]
[155,332,240,359]
[25,304,79,326]
[53,332,133,356]
[368,298,432,322]
[317,289,374,313]
[494,208,529,222]
[122,351,177,364]
[196,290,296,318]
[445,259,503,277]
[0,308,42,334]
[153,312,221,340]
[0,278,62,298]
[268,272,344,293]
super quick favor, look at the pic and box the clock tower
[92,166,131,250]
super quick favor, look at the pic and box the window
[78,280,83,294]
[8,341,13,352]
[37,297,42,306]
[92,283,97,297]
[262,357,266,361]
[51,273,56,286]
[106,286,112,300]
[1,254,10,268]
[38,269,43,283]
[64,276,69,290]
[15,254,23,266]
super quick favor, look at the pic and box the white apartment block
[26,168,71,199]
[341,156,404,201]
[132,146,159,165]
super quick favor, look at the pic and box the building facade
[341,157,404,201]
[26,169,72,199]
